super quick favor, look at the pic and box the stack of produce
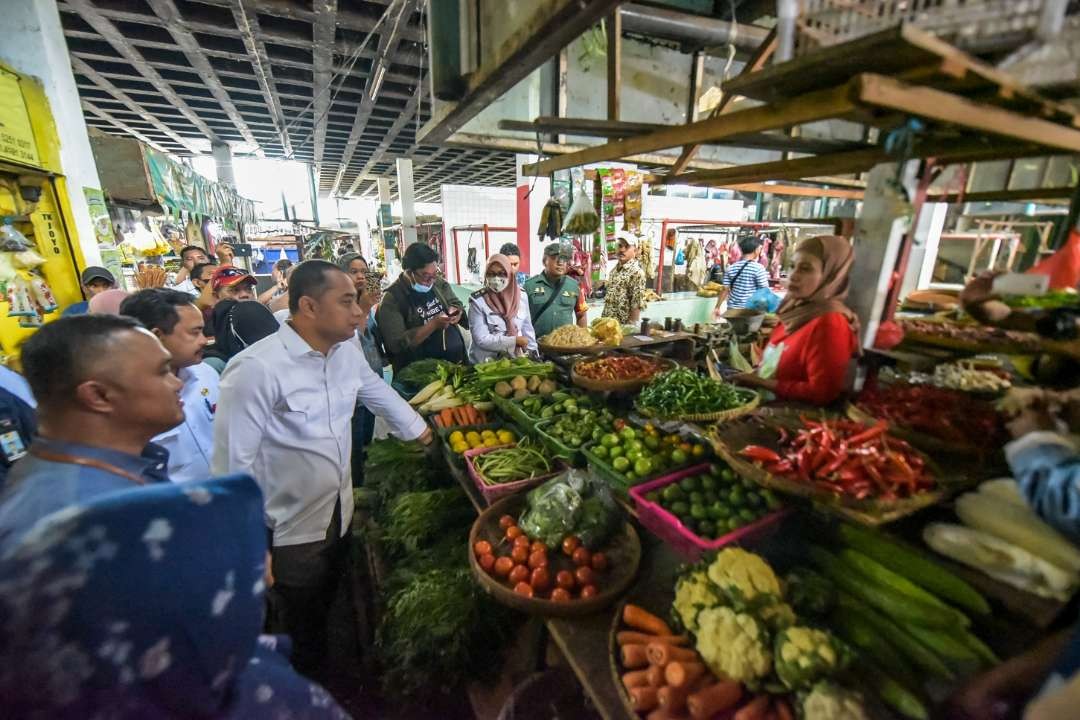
[491,374,558,401]
[447,427,517,455]
[637,367,747,418]
[641,463,783,540]
[591,317,624,345]
[932,361,1011,393]
[411,357,556,425]
[696,280,725,298]
[395,358,458,392]
[518,391,591,420]
[1003,288,1077,310]
[854,383,1005,447]
[923,479,1080,600]
[575,355,668,382]
[542,406,618,448]
[473,357,556,392]
[740,419,935,501]
[541,324,598,348]
[899,318,1041,352]
[589,422,711,487]
[472,438,553,488]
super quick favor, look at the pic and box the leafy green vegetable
[364,438,444,518]
[384,488,475,554]
[1003,289,1077,310]
[396,358,458,388]
[519,471,618,549]
[638,367,746,417]
[472,357,555,386]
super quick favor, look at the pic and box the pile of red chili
[740,418,934,501]
[576,355,666,381]
[855,383,1004,447]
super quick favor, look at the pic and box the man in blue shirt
[0,314,184,549]
[500,242,528,286]
[61,266,117,316]
[721,235,770,310]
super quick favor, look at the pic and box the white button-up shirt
[211,321,427,547]
[467,290,537,364]
[153,362,218,483]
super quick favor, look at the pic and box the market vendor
[733,235,860,406]
[376,242,468,372]
[62,266,117,317]
[468,253,537,363]
[601,231,647,324]
[524,243,587,338]
[961,271,1079,339]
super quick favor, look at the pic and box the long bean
[475,441,551,486]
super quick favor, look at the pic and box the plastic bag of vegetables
[518,469,618,549]
[561,182,600,235]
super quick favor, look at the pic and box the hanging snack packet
[562,179,600,235]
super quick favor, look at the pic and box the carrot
[622,670,651,690]
[687,681,742,720]
[617,631,689,647]
[431,414,443,428]
[646,709,680,720]
[773,699,794,720]
[733,695,770,720]
[657,684,690,714]
[624,604,673,636]
[479,410,488,423]
[646,664,666,687]
[455,407,468,426]
[665,661,705,689]
[630,686,660,712]
[440,408,454,427]
[647,642,699,666]
[621,643,649,669]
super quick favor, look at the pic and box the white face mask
[486,276,509,292]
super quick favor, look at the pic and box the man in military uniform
[524,244,588,338]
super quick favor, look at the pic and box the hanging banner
[144,147,256,225]
[0,68,40,167]
[82,187,117,248]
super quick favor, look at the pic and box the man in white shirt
[212,259,431,677]
[170,245,210,296]
[119,289,218,483]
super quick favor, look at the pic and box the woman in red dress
[734,235,860,406]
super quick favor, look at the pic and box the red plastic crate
[465,444,569,505]
[630,463,789,561]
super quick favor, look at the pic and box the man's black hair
[288,259,345,314]
[180,245,206,262]
[401,243,437,272]
[273,258,293,272]
[120,288,198,335]
[499,243,521,258]
[738,235,763,256]
[22,315,143,407]
[191,262,215,283]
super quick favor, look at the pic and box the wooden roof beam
[312,0,337,175]
[230,0,294,156]
[725,182,864,199]
[927,186,1075,204]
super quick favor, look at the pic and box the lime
[627,439,644,453]
[671,449,688,465]
[701,476,717,491]
[624,471,638,484]
[592,445,609,458]
[620,427,637,441]
[644,436,660,450]
[609,446,624,458]
[690,503,707,520]
[739,508,757,523]
[662,485,684,502]
[612,456,630,472]
[633,458,653,476]
[601,433,619,448]
[670,500,689,516]
[721,468,736,482]
[689,491,705,506]
[625,450,642,463]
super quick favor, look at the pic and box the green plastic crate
[533,418,587,467]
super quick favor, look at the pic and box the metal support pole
[212,141,235,187]
[396,158,418,248]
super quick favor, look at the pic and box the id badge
[0,418,27,463]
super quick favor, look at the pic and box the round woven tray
[845,403,985,458]
[538,341,609,356]
[636,388,760,423]
[469,494,641,617]
[570,357,674,393]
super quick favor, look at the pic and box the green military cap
[543,243,573,262]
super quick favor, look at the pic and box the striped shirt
[722,259,769,309]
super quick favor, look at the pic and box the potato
[527,375,541,392]
[494,381,513,398]
[510,376,527,391]
[512,388,530,400]
[538,379,557,396]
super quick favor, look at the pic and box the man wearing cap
[602,231,647,324]
[211,265,257,303]
[523,244,587,338]
[62,266,117,316]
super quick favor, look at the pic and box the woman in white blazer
[467,254,538,364]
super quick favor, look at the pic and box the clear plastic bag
[518,469,618,549]
[561,182,600,235]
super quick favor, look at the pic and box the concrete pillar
[378,178,399,278]
[515,153,550,276]
[900,202,948,296]
[396,158,418,248]
[212,141,235,187]
[3,0,106,265]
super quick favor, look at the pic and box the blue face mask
[409,272,433,293]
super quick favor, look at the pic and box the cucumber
[839,549,971,627]
[956,629,1000,666]
[839,523,990,615]
[905,624,980,668]
[809,546,958,629]
[828,606,917,684]
[862,663,929,720]
[834,591,954,681]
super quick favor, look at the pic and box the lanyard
[30,446,147,486]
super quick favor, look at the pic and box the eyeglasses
[412,267,439,283]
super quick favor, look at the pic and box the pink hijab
[777,235,860,338]
[483,254,520,336]
[88,289,130,315]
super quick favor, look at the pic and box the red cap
[211,265,256,291]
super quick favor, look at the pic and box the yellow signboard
[0,67,41,167]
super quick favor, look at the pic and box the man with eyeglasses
[524,243,588,338]
[376,243,468,372]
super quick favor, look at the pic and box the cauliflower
[706,548,782,610]
[774,626,848,690]
[673,569,719,634]
[802,681,868,720]
[695,606,772,683]
[758,600,796,632]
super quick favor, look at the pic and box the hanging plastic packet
[537,198,564,241]
[0,224,31,252]
[29,276,57,313]
[562,177,600,235]
[612,168,625,219]
[623,172,642,232]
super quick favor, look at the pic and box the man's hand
[264,551,274,589]
[515,336,529,348]
[417,427,434,446]
[428,314,452,331]
[446,308,462,325]
[961,272,1012,325]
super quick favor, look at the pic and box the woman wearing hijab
[203,300,280,374]
[733,235,860,406]
[87,288,130,315]
[0,474,350,719]
[467,253,537,364]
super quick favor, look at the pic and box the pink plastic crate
[464,444,569,505]
[630,463,789,561]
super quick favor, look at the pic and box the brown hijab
[483,254,520,336]
[777,235,860,338]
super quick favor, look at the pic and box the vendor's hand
[945,667,1015,720]
[514,335,529,348]
[961,272,1012,325]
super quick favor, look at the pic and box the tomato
[506,526,524,541]
[550,588,572,603]
[530,566,551,592]
[528,550,548,570]
[509,564,530,585]
[494,557,514,577]
[580,584,598,599]
[556,570,576,590]
[511,545,529,564]
[572,547,592,567]
[513,535,531,549]
[530,540,548,555]
[591,552,609,572]
[562,535,581,556]
[575,566,596,587]
[514,581,534,598]
[473,540,493,557]
[478,553,496,573]
[499,515,516,530]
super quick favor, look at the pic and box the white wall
[3,0,106,265]
[439,185,517,283]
